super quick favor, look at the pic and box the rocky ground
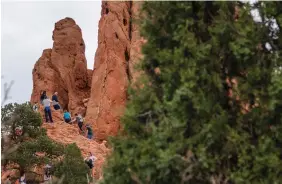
[40,106,111,180]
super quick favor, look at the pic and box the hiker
[84,152,97,178]
[63,110,72,123]
[4,175,11,184]
[44,164,52,182]
[73,113,84,133]
[33,102,38,112]
[40,91,47,105]
[52,92,61,110]
[86,124,93,140]
[43,96,54,123]
[18,172,26,184]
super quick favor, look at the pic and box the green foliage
[2,102,88,183]
[102,2,282,184]
[54,143,89,184]
[6,136,64,171]
[1,102,63,180]
[1,102,43,142]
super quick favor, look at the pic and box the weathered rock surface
[31,17,92,116]
[85,1,143,140]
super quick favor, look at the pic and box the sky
[1,1,101,105]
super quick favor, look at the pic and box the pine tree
[1,103,64,182]
[1,103,88,183]
[102,2,282,184]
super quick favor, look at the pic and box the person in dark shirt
[40,91,47,105]
[52,92,61,110]
[73,113,84,133]
[86,125,93,140]
[84,152,97,178]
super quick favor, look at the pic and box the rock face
[85,1,144,140]
[31,18,92,115]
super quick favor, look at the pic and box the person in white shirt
[33,102,38,112]
[42,96,53,123]
[44,164,52,181]
[18,173,26,184]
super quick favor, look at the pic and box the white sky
[1,1,101,105]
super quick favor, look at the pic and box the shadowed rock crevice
[128,1,133,41]
[123,18,127,26]
[125,48,132,82]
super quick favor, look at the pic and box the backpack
[86,159,93,169]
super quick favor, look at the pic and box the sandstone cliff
[31,17,92,116]
[85,1,144,140]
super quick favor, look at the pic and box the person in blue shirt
[86,124,93,139]
[63,110,72,123]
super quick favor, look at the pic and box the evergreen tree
[1,103,88,183]
[54,143,89,184]
[2,102,64,182]
[1,102,44,142]
[102,2,282,184]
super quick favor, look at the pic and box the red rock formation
[85,1,143,140]
[31,17,92,116]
